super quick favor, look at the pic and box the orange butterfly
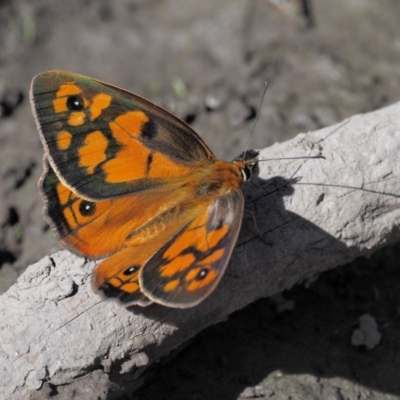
[30,71,256,308]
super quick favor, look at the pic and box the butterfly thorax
[190,159,251,199]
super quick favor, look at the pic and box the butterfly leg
[243,209,272,246]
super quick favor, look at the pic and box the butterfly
[30,71,256,308]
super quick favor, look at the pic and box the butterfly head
[233,158,257,183]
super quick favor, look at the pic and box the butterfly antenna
[243,81,268,161]
[257,155,326,162]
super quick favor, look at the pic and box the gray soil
[1,1,400,399]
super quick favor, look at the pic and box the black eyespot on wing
[123,265,140,276]
[196,268,209,281]
[79,200,96,216]
[67,95,85,111]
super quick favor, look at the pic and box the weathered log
[1,102,400,399]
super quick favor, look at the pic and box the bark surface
[1,103,400,399]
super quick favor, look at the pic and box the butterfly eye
[67,95,85,111]
[241,165,252,182]
[123,265,140,276]
[196,268,209,281]
[79,200,96,216]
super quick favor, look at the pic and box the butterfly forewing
[31,71,215,200]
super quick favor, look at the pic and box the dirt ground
[1,0,400,399]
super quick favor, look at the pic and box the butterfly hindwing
[92,247,152,307]
[31,71,215,200]
[139,189,244,308]
[91,208,200,306]
[41,157,117,258]
[41,157,196,260]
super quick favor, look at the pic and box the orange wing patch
[102,111,193,183]
[115,111,149,138]
[199,248,225,265]
[160,253,196,277]
[78,130,108,175]
[56,83,82,98]
[90,93,112,120]
[206,225,229,250]
[56,130,72,151]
